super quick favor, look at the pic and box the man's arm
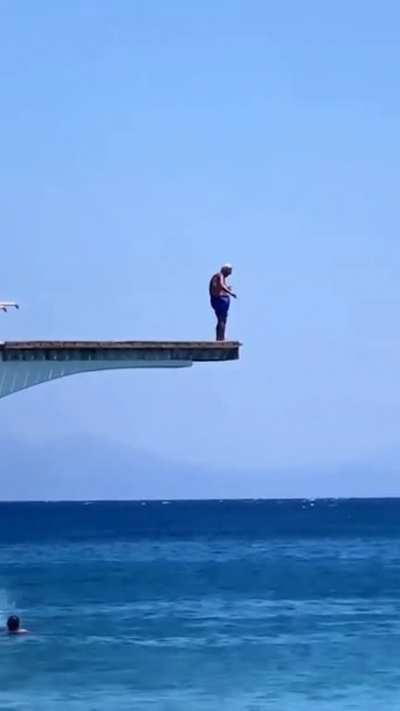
[220,274,237,298]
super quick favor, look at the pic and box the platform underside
[0,341,240,399]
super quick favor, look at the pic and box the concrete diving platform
[0,341,240,399]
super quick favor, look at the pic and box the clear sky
[1,1,400,499]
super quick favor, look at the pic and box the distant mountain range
[1,434,400,500]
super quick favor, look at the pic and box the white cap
[222,263,232,270]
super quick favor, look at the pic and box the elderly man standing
[209,264,237,341]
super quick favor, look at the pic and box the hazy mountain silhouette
[1,435,400,500]
[0,434,202,501]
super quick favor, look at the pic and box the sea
[1,499,400,710]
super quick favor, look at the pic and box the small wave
[0,588,14,626]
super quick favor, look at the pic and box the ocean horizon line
[1,496,400,504]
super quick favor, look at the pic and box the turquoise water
[1,499,400,709]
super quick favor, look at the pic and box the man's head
[221,263,233,277]
[7,615,20,633]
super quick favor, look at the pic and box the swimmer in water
[6,615,27,635]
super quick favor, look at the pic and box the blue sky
[1,1,400,498]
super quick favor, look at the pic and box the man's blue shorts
[211,295,230,319]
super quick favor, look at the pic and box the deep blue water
[1,499,400,710]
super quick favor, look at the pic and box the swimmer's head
[221,263,233,277]
[7,615,20,633]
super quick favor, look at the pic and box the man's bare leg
[216,318,226,341]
